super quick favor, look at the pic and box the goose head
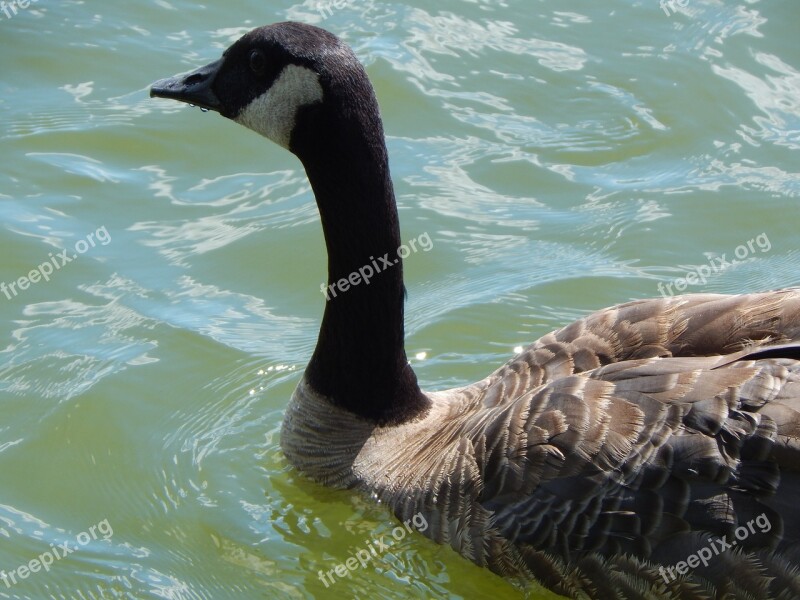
[150,22,379,157]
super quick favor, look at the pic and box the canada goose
[151,22,800,600]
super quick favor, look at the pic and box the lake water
[1,1,798,599]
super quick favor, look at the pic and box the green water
[1,1,797,599]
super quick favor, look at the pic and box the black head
[150,22,374,153]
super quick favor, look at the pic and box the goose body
[151,22,800,599]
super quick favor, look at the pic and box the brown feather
[283,289,800,599]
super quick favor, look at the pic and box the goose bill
[150,58,223,113]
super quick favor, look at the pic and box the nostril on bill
[184,73,205,87]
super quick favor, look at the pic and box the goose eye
[249,50,266,74]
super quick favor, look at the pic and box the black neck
[289,73,430,425]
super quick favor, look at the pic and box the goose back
[282,289,800,599]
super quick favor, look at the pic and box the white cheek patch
[235,64,324,149]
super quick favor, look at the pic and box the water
[1,1,798,599]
